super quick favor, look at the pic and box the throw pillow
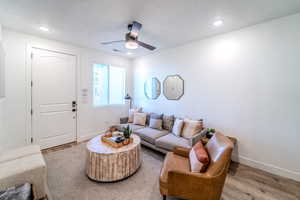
[181,118,203,138]
[128,108,142,123]
[189,141,210,173]
[172,118,184,136]
[149,118,163,130]
[150,113,163,119]
[162,115,175,131]
[145,112,152,126]
[133,112,147,126]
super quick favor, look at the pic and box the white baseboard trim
[232,153,300,182]
[77,132,101,143]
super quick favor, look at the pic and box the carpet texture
[44,143,168,200]
[43,143,300,200]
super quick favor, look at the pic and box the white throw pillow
[181,118,203,138]
[128,108,142,123]
[189,148,204,173]
[133,112,147,126]
[172,118,184,136]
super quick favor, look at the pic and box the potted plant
[123,125,133,145]
[206,128,216,139]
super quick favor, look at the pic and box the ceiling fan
[101,21,156,51]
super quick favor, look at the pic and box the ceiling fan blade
[101,40,124,45]
[137,41,156,51]
[130,21,142,37]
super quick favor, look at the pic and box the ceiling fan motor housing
[101,21,156,51]
[126,33,138,41]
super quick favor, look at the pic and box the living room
[0,1,299,200]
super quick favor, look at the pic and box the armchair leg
[162,195,166,200]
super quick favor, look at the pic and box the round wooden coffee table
[86,134,141,182]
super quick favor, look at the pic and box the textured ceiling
[0,0,300,58]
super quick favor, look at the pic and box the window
[93,64,126,106]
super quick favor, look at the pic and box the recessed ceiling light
[39,26,49,32]
[213,20,224,27]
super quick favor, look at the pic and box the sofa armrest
[173,146,191,157]
[188,128,208,146]
[120,117,129,124]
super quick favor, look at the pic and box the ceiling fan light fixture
[213,20,224,27]
[125,40,138,49]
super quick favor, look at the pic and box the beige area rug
[44,143,169,200]
[43,143,300,200]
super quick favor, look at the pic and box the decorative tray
[101,132,133,148]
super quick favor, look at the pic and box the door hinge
[31,53,34,59]
[30,137,33,143]
[31,81,33,87]
[31,109,33,115]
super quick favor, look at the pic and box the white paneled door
[31,48,77,149]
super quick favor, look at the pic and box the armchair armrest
[120,117,129,124]
[168,170,226,200]
[173,146,191,157]
[188,128,208,146]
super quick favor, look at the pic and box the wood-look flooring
[223,162,299,200]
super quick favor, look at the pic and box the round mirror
[144,77,161,99]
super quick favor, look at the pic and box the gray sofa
[118,117,207,154]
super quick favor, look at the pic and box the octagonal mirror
[163,75,184,100]
[144,77,161,99]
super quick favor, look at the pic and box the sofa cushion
[162,115,174,131]
[149,118,163,130]
[134,127,169,144]
[172,118,184,136]
[181,118,203,138]
[128,108,142,123]
[155,134,190,151]
[150,113,163,119]
[133,112,147,126]
[119,123,144,131]
[145,112,152,126]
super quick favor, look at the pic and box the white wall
[133,13,300,181]
[0,24,5,152]
[0,29,132,151]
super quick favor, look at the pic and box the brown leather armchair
[159,133,234,200]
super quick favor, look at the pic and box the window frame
[92,63,126,107]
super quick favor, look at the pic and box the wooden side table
[86,134,141,182]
